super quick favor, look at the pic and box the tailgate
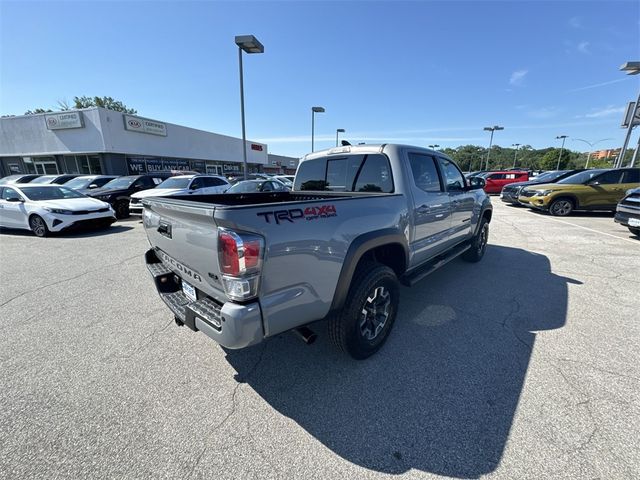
[143,198,225,303]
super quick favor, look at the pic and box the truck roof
[301,143,441,162]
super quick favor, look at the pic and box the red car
[482,170,529,194]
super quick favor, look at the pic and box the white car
[0,184,116,237]
[129,174,230,214]
[272,175,294,188]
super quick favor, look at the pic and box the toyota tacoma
[142,144,492,359]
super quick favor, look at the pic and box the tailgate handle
[157,222,172,238]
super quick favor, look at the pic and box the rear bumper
[145,249,264,349]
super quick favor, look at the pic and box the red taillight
[218,229,264,276]
[243,239,261,270]
[219,231,240,275]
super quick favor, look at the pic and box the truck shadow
[223,245,577,478]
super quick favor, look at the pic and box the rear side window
[205,177,228,187]
[621,169,639,183]
[408,153,442,192]
[295,154,393,193]
[594,170,623,184]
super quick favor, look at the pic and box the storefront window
[22,157,36,174]
[88,155,102,174]
[63,155,79,173]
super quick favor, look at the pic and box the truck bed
[150,191,393,208]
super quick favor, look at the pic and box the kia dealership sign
[123,114,167,136]
[44,112,84,130]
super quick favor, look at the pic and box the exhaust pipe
[293,326,317,345]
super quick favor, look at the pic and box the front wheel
[114,200,129,219]
[329,262,399,360]
[549,198,574,216]
[29,215,49,237]
[462,218,489,263]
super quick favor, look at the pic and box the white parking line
[545,217,640,245]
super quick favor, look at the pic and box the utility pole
[555,135,568,170]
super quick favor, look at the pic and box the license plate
[629,218,640,227]
[182,280,197,302]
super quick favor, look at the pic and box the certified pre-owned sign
[44,112,84,130]
[123,114,167,136]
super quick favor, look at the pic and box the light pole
[335,128,345,147]
[572,138,613,168]
[428,144,440,150]
[615,62,640,168]
[555,135,568,169]
[311,106,325,152]
[512,143,521,168]
[483,126,504,170]
[235,35,264,180]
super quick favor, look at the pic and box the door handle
[417,205,431,214]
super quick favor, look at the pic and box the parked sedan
[518,168,640,216]
[0,174,42,185]
[614,187,640,237]
[0,185,115,237]
[28,174,81,185]
[483,170,529,194]
[225,179,289,193]
[500,169,584,205]
[129,174,230,215]
[59,175,118,194]
[87,174,171,218]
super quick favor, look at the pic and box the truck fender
[329,228,409,313]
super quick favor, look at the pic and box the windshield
[156,177,192,189]
[557,169,607,184]
[101,176,137,189]
[64,177,94,189]
[20,186,86,201]
[28,176,56,184]
[227,181,263,193]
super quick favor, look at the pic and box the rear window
[295,154,393,193]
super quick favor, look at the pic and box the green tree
[24,108,53,115]
[73,96,137,114]
[23,96,137,115]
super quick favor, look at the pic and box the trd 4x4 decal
[257,204,337,224]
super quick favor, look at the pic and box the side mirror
[467,177,486,190]
[6,197,24,203]
[88,184,98,189]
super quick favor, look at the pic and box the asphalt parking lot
[1,201,639,480]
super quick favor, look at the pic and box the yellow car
[518,168,640,216]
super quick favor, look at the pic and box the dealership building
[0,107,298,178]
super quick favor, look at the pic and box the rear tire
[329,262,399,360]
[549,198,574,216]
[462,218,489,263]
[628,227,640,237]
[29,215,49,237]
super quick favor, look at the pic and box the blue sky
[1,0,639,157]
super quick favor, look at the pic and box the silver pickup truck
[142,144,492,359]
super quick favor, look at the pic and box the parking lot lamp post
[311,107,325,152]
[616,62,640,168]
[428,144,440,150]
[555,135,568,169]
[573,138,613,168]
[483,126,504,170]
[336,128,345,147]
[512,143,521,168]
[235,35,264,180]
